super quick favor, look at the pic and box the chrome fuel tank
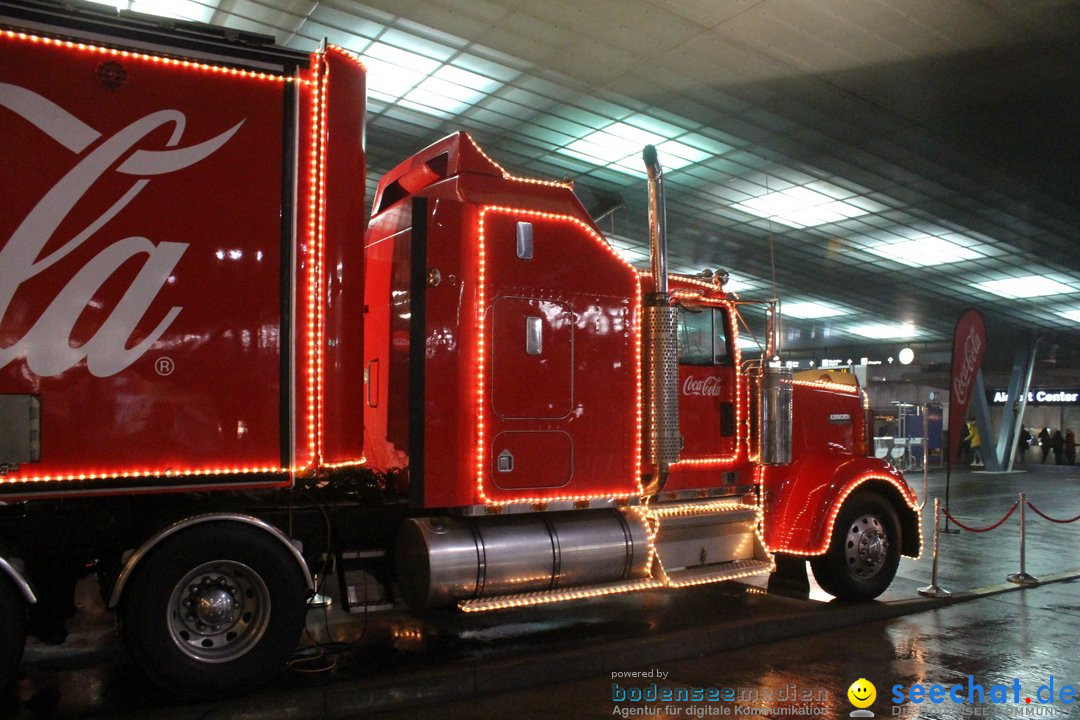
[396,508,650,608]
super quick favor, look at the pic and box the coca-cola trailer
[0,0,920,696]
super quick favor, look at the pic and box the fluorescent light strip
[782,301,848,319]
[973,276,1075,299]
[846,322,918,340]
[865,235,982,267]
[733,186,868,228]
[87,0,216,22]
[401,65,501,115]
[561,121,708,175]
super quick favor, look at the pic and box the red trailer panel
[0,30,366,495]
[318,49,367,468]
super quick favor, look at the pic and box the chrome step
[648,499,756,519]
[651,500,761,572]
[663,559,774,588]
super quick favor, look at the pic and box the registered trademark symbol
[155,357,175,376]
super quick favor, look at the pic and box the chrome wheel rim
[845,514,889,579]
[167,560,270,663]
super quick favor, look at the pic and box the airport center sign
[990,389,1080,405]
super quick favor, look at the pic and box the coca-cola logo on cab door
[683,375,722,396]
[0,83,243,377]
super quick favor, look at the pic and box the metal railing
[918,492,1080,597]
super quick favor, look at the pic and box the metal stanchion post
[921,404,929,506]
[1007,492,1039,586]
[918,498,951,597]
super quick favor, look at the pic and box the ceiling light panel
[972,275,1076,299]
[453,53,522,83]
[656,140,713,165]
[864,235,983,267]
[83,0,125,11]
[362,47,439,101]
[673,134,734,157]
[90,0,216,23]
[401,66,501,116]
[304,5,385,41]
[378,29,457,61]
[782,301,849,319]
[846,322,919,339]
[559,120,712,175]
[732,185,870,228]
[353,40,507,117]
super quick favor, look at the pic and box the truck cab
[364,133,920,611]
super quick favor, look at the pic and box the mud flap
[767,554,809,599]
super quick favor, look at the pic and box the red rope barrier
[1025,500,1080,525]
[942,502,1019,533]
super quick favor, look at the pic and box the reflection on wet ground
[5,466,1080,719]
[368,580,1080,720]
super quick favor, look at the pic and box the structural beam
[971,336,1037,472]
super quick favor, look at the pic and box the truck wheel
[810,490,900,601]
[119,523,308,696]
[0,575,27,690]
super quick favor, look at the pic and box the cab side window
[677,307,731,366]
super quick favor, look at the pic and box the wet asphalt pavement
[5,463,1080,719]
[366,581,1080,720]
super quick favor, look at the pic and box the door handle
[526,317,542,355]
[366,358,379,408]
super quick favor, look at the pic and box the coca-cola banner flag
[947,308,987,468]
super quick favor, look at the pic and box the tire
[810,490,901,601]
[0,574,27,691]
[119,523,308,697]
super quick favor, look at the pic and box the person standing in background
[1052,429,1066,465]
[1066,429,1076,465]
[958,423,972,465]
[965,419,983,468]
[1038,427,1052,463]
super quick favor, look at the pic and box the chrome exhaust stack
[766,299,781,359]
[759,300,792,465]
[642,145,681,493]
[644,145,670,296]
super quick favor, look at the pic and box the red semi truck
[0,0,920,695]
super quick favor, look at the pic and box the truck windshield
[676,307,730,366]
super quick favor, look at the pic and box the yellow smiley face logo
[848,678,876,708]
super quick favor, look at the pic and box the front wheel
[810,490,901,600]
[119,522,308,696]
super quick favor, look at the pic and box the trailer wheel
[119,523,308,696]
[810,490,900,601]
[0,575,26,690]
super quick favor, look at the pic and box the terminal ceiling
[123,0,1080,364]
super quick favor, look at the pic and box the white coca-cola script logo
[683,375,722,396]
[0,83,243,377]
[952,326,982,406]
